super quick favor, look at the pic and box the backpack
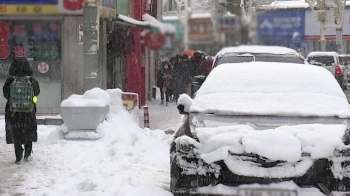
[9,76,34,113]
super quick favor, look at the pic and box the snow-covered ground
[0,88,180,196]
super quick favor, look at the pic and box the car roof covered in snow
[307,51,339,57]
[216,45,300,56]
[191,62,350,118]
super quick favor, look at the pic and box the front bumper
[172,157,350,195]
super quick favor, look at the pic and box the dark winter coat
[160,61,172,93]
[172,62,190,94]
[3,58,40,144]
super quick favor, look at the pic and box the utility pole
[175,0,191,50]
[83,0,99,91]
[227,0,252,45]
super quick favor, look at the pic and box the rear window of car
[307,56,335,66]
[340,56,350,64]
[214,55,304,67]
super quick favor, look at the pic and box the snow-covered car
[171,62,350,196]
[212,45,306,69]
[306,52,347,90]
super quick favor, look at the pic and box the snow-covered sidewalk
[0,89,182,196]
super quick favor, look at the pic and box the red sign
[144,32,165,51]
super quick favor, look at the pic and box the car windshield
[307,56,334,66]
[215,55,304,67]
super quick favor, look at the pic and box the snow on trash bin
[60,88,110,140]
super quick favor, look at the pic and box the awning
[117,14,176,34]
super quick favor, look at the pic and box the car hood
[175,124,348,164]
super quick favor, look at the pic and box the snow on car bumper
[173,157,350,193]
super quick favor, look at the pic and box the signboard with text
[100,0,116,18]
[188,18,213,41]
[258,10,305,38]
[0,0,84,15]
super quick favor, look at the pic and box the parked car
[171,62,350,196]
[190,45,306,98]
[212,45,306,69]
[306,52,347,90]
[340,54,350,66]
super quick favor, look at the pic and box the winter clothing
[3,57,40,162]
[160,61,172,104]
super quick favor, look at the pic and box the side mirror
[177,94,193,115]
[177,104,188,115]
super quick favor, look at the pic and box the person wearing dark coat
[160,60,172,105]
[3,57,40,163]
[182,54,192,95]
[172,55,190,102]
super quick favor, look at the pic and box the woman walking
[3,57,40,163]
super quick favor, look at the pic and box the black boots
[15,147,23,164]
[24,143,32,161]
[14,142,32,163]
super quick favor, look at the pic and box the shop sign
[144,32,165,51]
[188,18,213,41]
[0,0,58,15]
[163,19,184,40]
[78,24,83,44]
[116,0,128,16]
[0,0,84,15]
[121,92,139,112]
[258,10,305,38]
[100,0,116,19]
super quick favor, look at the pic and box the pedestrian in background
[160,60,172,106]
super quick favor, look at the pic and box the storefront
[0,18,63,112]
[0,0,84,114]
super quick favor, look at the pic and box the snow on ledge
[142,13,176,34]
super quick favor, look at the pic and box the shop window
[0,20,61,81]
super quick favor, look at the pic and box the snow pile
[175,124,348,177]
[191,62,350,118]
[216,45,300,57]
[17,89,173,196]
[307,51,338,57]
[61,88,110,108]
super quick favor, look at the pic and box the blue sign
[102,0,116,9]
[219,17,237,27]
[258,10,305,38]
[0,0,57,4]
